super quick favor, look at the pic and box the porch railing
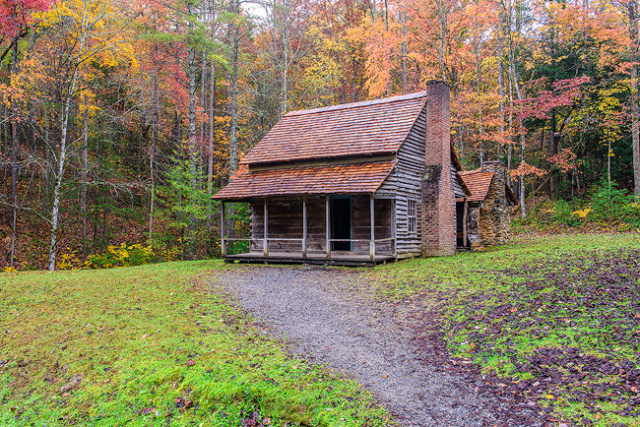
[221,237,396,262]
[221,194,397,263]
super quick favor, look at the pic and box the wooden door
[330,196,352,251]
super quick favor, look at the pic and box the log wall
[378,107,426,256]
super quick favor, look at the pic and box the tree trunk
[631,40,640,199]
[509,44,526,218]
[497,38,505,158]
[401,9,408,95]
[207,60,215,231]
[549,116,559,196]
[187,45,198,259]
[81,99,89,260]
[149,67,159,245]
[229,16,239,174]
[627,2,640,199]
[49,91,74,271]
[10,39,20,268]
[608,138,612,188]
[48,3,89,271]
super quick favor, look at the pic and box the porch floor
[224,251,396,267]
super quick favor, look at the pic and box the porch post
[463,199,468,248]
[325,194,331,259]
[370,194,375,262]
[221,201,226,257]
[264,198,269,257]
[302,196,308,258]
[392,198,397,257]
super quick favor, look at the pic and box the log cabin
[213,81,513,266]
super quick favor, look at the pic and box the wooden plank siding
[249,196,393,255]
[378,107,426,256]
[451,165,466,199]
[378,107,466,256]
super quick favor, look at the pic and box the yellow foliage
[34,0,138,72]
[59,252,81,270]
[85,243,154,269]
[572,208,592,219]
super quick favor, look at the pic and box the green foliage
[591,183,640,226]
[519,183,640,230]
[85,243,154,269]
[161,148,214,259]
[165,151,211,225]
[0,261,390,426]
[226,202,251,256]
[550,200,583,227]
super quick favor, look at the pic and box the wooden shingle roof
[458,169,518,204]
[240,92,428,166]
[458,169,495,202]
[213,161,396,201]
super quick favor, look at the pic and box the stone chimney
[480,160,510,246]
[421,81,456,256]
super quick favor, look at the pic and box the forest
[1,0,639,271]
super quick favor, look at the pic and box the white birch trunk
[48,3,89,271]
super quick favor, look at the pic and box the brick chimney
[421,81,456,256]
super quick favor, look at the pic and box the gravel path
[214,266,503,427]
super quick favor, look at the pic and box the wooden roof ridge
[458,168,483,176]
[450,142,464,173]
[455,171,473,196]
[284,91,428,117]
[458,170,495,202]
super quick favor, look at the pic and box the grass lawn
[369,232,640,427]
[0,262,390,426]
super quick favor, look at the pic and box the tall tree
[612,0,640,199]
[35,0,136,270]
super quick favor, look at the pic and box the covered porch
[220,193,397,266]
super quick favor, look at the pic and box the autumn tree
[0,0,54,267]
[31,0,137,270]
[609,0,640,199]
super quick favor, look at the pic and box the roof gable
[458,168,518,204]
[241,92,427,166]
[458,169,494,202]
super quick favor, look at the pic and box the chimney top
[481,160,504,173]
[426,80,450,88]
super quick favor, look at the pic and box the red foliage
[0,0,54,39]
[512,76,591,121]
[548,148,579,173]
[509,161,547,179]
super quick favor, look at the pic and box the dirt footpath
[214,266,530,427]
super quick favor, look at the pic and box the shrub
[516,183,640,230]
[59,252,81,270]
[550,200,583,227]
[85,243,154,269]
[591,184,632,221]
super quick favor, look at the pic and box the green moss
[0,261,391,426]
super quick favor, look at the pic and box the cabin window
[407,200,417,233]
